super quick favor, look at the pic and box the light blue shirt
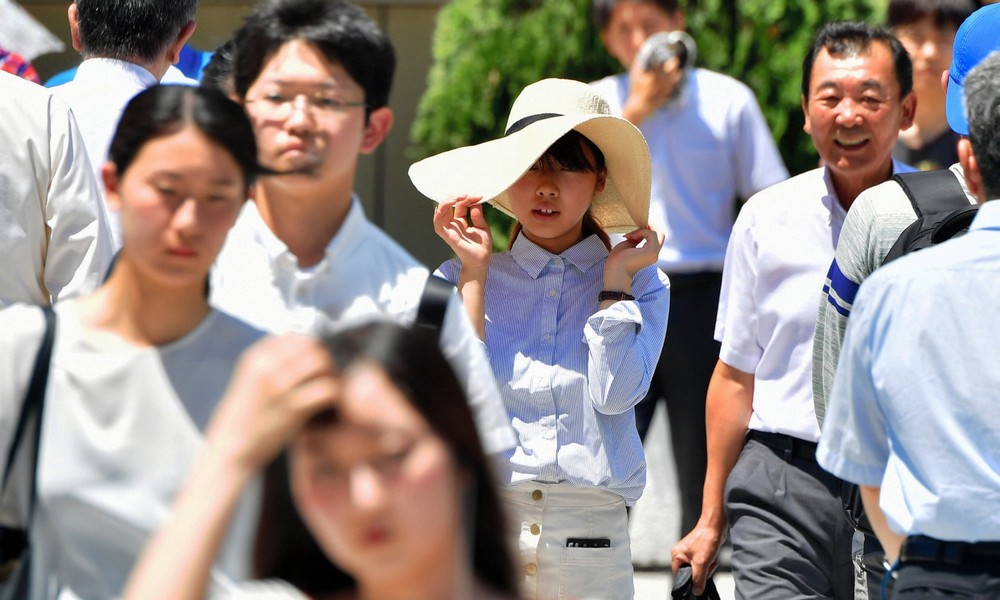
[438,234,670,505]
[818,200,1000,542]
[591,69,788,273]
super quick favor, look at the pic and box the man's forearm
[860,485,905,563]
[700,359,755,528]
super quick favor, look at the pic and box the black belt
[901,535,1000,566]
[661,270,721,293]
[746,430,817,462]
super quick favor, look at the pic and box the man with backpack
[811,5,1000,597]
[817,49,1000,596]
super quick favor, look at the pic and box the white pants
[502,482,634,600]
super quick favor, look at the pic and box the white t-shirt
[211,199,516,455]
[0,301,265,599]
[0,71,114,308]
[52,58,160,249]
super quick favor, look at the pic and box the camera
[636,30,698,73]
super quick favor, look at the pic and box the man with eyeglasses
[671,21,916,598]
[210,0,515,462]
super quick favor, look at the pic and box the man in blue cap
[812,4,1000,597]
[818,47,1000,595]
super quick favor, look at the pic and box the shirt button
[548,288,557,297]
[530,523,541,535]
[526,563,538,576]
[543,333,552,342]
[531,489,543,502]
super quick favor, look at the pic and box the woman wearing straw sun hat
[409,77,670,599]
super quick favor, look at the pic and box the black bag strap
[892,170,970,218]
[414,275,455,340]
[1,305,57,523]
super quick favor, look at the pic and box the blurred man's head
[231,0,395,184]
[593,0,684,69]
[887,0,976,99]
[70,0,197,72]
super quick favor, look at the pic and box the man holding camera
[589,0,788,543]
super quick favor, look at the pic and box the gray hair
[965,51,1000,199]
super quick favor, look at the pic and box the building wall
[19,0,454,268]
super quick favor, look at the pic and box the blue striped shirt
[437,234,670,505]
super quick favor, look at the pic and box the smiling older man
[671,21,916,599]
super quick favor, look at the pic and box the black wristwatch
[598,290,635,302]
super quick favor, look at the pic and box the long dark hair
[253,322,518,597]
[508,129,612,250]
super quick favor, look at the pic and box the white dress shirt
[52,58,159,248]
[438,234,670,505]
[0,71,114,308]
[716,162,912,442]
[211,199,516,455]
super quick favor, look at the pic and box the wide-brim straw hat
[408,78,651,233]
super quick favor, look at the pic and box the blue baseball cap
[946,4,1000,136]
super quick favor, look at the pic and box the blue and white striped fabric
[437,233,670,506]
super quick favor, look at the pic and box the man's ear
[167,21,198,65]
[898,91,917,131]
[801,95,812,135]
[101,162,122,211]
[360,107,394,154]
[958,138,986,204]
[68,3,83,52]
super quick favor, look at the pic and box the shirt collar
[970,199,1000,232]
[74,57,158,88]
[820,159,913,217]
[247,195,367,273]
[510,233,608,279]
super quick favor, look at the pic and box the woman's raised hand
[207,334,340,476]
[432,196,492,273]
[603,226,665,293]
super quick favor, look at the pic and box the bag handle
[1,305,57,521]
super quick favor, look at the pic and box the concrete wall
[19,0,454,268]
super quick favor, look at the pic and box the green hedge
[410,0,883,244]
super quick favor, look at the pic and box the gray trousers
[725,438,856,599]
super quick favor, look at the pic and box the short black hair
[887,0,977,31]
[801,21,913,101]
[74,0,197,64]
[231,0,395,115]
[590,0,681,32]
[964,51,1000,199]
[109,85,259,187]
[200,39,235,97]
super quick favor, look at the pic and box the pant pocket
[558,545,629,600]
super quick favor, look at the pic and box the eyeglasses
[245,91,368,120]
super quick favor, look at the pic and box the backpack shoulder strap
[891,170,970,217]
[414,275,455,340]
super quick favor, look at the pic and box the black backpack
[881,169,979,265]
[842,168,977,538]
